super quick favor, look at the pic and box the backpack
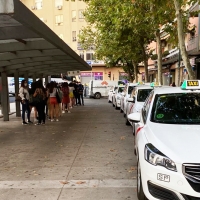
[57,88,63,99]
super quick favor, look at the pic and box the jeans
[35,101,46,123]
[79,93,84,105]
[21,100,31,122]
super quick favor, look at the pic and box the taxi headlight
[144,143,177,172]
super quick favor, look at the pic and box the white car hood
[145,122,200,163]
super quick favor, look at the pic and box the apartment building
[20,0,139,84]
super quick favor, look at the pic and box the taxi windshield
[151,93,200,124]
[118,87,124,93]
[137,89,153,102]
[128,86,135,94]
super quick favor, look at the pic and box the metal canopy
[0,0,91,77]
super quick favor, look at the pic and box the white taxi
[128,80,200,200]
[112,85,125,109]
[108,86,117,103]
[125,85,153,126]
[120,83,138,116]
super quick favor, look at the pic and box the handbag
[56,89,61,103]
[15,88,25,102]
[15,94,22,102]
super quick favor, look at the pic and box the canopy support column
[14,70,21,117]
[32,74,36,82]
[24,72,28,83]
[1,71,9,121]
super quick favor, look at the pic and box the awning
[0,0,91,77]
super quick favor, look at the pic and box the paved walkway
[0,98,137,200]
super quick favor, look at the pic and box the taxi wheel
[125,116,130,126]
[137,161,148,200]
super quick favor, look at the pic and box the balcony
[186,35,198,53]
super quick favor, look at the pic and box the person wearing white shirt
[18,80,32,125]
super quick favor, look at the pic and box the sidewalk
[0,98,137,200]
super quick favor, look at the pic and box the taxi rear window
[137,89,153,102]
[151,93,200,124]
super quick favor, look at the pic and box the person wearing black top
[73,81,81,105]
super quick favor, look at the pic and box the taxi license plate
[157,173,170,182]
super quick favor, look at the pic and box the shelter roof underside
[0,0,91,77]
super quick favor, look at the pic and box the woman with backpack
[33,80,46,125]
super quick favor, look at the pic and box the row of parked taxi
[108,80,200,200]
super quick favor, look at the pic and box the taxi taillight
[136,126,143,135]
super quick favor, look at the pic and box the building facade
[20,0,145,84]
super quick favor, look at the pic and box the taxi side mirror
[128,113,141,123]
[127,97,135,103]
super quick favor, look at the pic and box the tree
[173,0,197,80]
[79,0,156,82]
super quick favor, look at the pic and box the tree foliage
[78,0,200,82]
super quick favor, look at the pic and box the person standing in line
[73,81,79,106]
[29,81,38,123]
[61,82,71,113]
[45,83,50,119]
[18,80,32,125]
[78,82,84,106]
[33,80,46,125]
[68,82,75,108]
[48,81,59,122]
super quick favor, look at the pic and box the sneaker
[35,123,41,125]
[51,119,55,122]
[27,121,33,124]
[56,119,59,122]
[41,122,45,125]
[62,111,65,114]
[22,121,28,125]
[67,111,71,113]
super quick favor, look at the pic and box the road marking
[0,179,137,189]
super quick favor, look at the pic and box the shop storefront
[80,72,103,85]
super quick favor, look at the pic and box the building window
[86,53,94,60]
[80,53,84,60]
[55,0,63,7]
[35,0,43,10]
[72,10,76,22]
[72,31,76,42]
[55,15,63,26]
[78,10,84,20]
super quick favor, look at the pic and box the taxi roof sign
[150,82,161,87]
[137,81,145,85]
[181,80,200,90]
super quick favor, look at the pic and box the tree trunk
[132,60,138,82]
[155,30,163,85]
[173,0,196,80]
[141,45,149,82]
